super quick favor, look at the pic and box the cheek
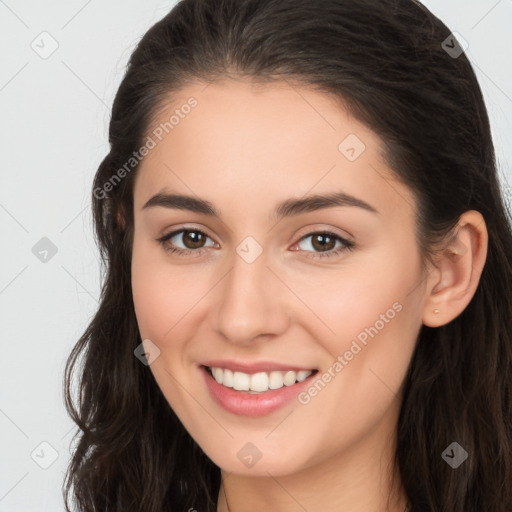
[290,257,420,346]
[295,252,423,395]
[131,240,204,340]
[131,247,200,405]
[131,251,168,339]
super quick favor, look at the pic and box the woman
[63,0,512,511]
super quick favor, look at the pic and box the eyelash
[156,228,355,260]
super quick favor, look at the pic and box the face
[131,79,428,477]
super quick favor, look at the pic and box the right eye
[156,228,218,257]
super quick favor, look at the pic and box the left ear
[422,210,488,327]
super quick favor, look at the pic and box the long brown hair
[63,0,512,510]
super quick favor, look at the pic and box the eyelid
[158,221,352,241]
[157,224,355,258]
[294,224,354,243]
[159,223,217,241]
[290,229,355,257]
[157,225,218,248]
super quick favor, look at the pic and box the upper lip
[201,360,317,374]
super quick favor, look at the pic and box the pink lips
[200,364,317,417]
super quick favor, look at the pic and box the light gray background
[0,1,511,510]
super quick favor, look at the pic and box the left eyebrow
[271,191,379,221]
[141,190,379,220]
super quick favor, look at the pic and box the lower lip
[200,365,317,417]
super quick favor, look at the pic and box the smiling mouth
[202,365,319,394]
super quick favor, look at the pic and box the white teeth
[233,371,250,391]
[213,367,224,384]
[222,369,234,388]
[268,371,284,389]
[283,370,296,386]
[296,370,311,382]
[250,372,269,392]
[209,367,314,392]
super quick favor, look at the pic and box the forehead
[133,79,415,221]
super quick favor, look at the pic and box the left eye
[293,231,354,258]
[156,229,355,259]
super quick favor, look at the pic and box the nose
[212,246,290,345]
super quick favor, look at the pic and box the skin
[130,79,488,512]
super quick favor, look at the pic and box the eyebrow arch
[142,190,379,220]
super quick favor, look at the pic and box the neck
[216,407,408,512]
